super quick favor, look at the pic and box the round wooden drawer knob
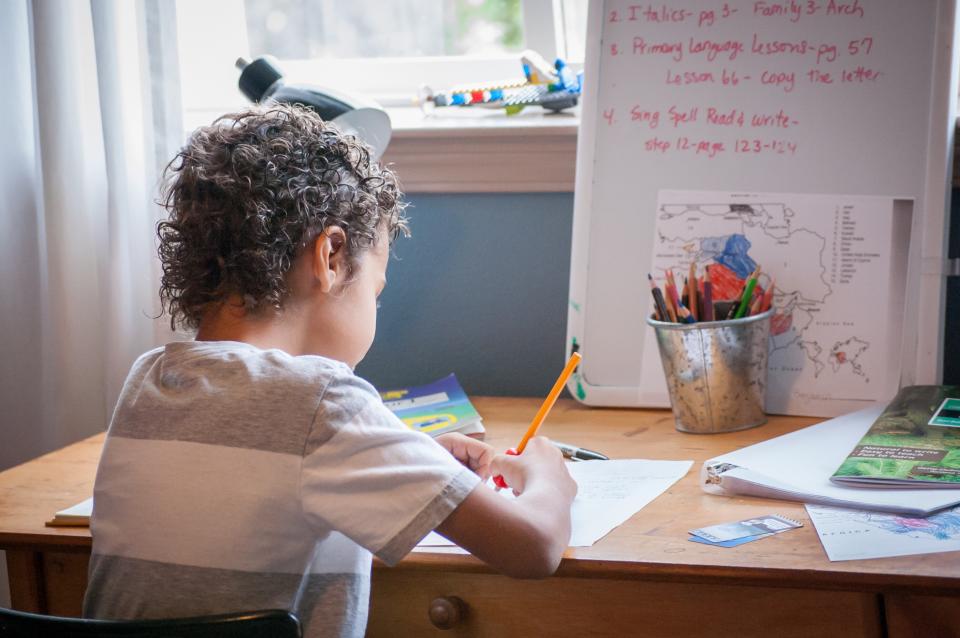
[428,595,466,629]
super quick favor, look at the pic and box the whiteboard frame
[566,0,958,407]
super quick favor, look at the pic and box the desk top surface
[2,397,958,594]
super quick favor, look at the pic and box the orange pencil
[702,265,714,321]
[516,352,582,453]
[493,352,583,488]
[665,269,681,319]
[760,278,776,312]
[662,275,678,323]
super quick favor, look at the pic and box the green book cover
[831,385,960,488]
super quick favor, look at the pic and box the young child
[82,104,576,637]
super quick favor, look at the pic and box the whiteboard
[566,0,958,412]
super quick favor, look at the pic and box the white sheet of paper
[566,459,692,546]
[806,503,960,561]
[417,459,692,549]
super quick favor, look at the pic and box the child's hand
[435,433,495,480]
[490,436,577,499]
[434,436,576,579]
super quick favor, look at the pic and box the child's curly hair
[157,103,408,331]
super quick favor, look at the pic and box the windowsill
[182,105,580,194]
[388,105,579,136]
[382,106,579,193]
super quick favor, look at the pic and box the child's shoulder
[123,341,393,421]
[154,341,392,436]
[153,340,354,389]
[113,341,383,446]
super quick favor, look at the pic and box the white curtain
[0,0,182,471]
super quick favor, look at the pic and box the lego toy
[419,49,582,115]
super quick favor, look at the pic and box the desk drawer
[885,594,960,638]
[368,571,882,637]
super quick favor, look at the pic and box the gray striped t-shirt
[83,341,479,637]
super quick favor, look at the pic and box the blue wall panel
[357,193,575,397]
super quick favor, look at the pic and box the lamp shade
[236,56,392,161]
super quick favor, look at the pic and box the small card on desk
[688,514,802,547]
[688,533,773,547]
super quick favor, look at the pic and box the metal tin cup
[646,310,772,434]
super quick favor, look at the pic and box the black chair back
[0,608,301,638]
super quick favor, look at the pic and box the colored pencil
[648,274,671,322]
[665,270,682,321]
[725,281,745,320]
[676,303,696,323]
[733,266,761,319]
[724,266,753,319]
[658,271,678,322]
[688,262,698,321]
[664,294,678,322]
[702,266,714,321]
[669,269,696,324]
[760,278,775,313]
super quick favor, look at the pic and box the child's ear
[312,226,348,293]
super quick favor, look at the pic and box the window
[557,0,588,62]
[243,0,525,59]
[176,0,586,124]
[174,0,586,192]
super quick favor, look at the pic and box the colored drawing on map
[807,503,960,561]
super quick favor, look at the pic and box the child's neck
[195,297,310,356]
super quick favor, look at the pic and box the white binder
[702,407,960,517]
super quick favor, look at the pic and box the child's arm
[434,436,576,579]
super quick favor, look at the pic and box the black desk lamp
[236,55,392,161]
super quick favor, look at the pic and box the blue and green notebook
[379,373,485,438]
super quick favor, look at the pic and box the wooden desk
[2,398,959,637]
